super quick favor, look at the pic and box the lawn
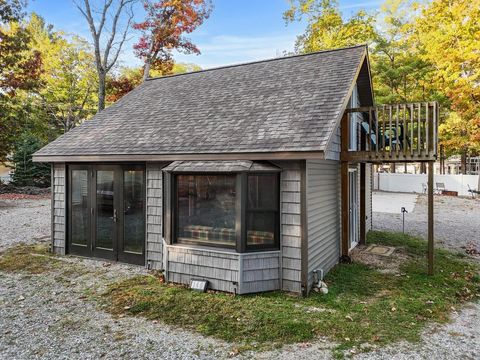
[100,231,480,354]
[1,232,478,355]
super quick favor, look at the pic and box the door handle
[113,208,118,223]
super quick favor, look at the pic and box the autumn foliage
[133,0,212,80]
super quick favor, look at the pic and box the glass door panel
[69,166,91,257]
[123,170,144,254]
[71,170,89,246]
[118,167,145,265]
[95,170,115,250]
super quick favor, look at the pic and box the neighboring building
[34,45,438,295]
[0,165,11,184]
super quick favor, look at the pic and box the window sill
[165,242,280,256]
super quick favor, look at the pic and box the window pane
[247,212,275,246]
[124,170,144,254]
[96,170,114,249]
[71,170,88,246]
[177,175,236,247]
[248,174,277,209]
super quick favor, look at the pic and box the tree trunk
[461,150,467,174]
[98,71,106,111]
[142,60,151,82]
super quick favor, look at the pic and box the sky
[27,0,383,70]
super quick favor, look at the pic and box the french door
[68,164,145,265]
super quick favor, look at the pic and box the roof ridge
[145,44,367,82]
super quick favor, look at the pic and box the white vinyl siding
[305,160,341,290]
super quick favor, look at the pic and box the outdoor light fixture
[190,279,209,292]
[401,206,408,233]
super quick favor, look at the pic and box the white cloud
[340,1,383,10]
[173,33,298,69]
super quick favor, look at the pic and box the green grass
[0,242,62,274]
[101,231,480,352]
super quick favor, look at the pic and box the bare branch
[106,2,134,71]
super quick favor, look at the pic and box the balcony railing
[345,102,439,162]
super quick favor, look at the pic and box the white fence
[373,173,479,196]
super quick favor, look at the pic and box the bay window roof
[163,160,281,173]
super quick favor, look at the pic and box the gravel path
[0,198,479,359]
[0,258,231,360]
[352,303,480,360]
[372,192,480,258]
[0,198,50,251]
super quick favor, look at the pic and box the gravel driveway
[372,192,480,258]
[0,198,479,359]
[0,198,50,251]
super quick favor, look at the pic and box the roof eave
[32,150,326,163]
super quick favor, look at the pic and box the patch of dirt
[350,245,412,274]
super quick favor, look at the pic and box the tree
[412,0,480,161]
[133,0,211,81]
[27,13,98,133]
[107,62,200,102]
[283,0,377,53]
[9,131,50,187]
[371,0,434,104]
[75,0,135,111]
[0,0,43,163]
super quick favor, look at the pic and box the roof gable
[34,45,369,161]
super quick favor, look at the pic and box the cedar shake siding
[146,163,167,270]
[52,163,66,255]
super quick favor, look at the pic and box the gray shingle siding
[276,161,303,293]
[241,252,281,293]
[306,160,341,290]
[146,163,167,270]
[34,46,367,158]
[52,163,66,255]
[166,246,240,293]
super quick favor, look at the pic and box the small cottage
[34,45,439,295]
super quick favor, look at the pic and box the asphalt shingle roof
[163,160,281,173]
[34,45,367,158]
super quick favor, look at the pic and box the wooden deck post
[340,113,350,258]
[427,161,434,275]
[359,162,366,245]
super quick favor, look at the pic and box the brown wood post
[427,161,434,275]
[359,162,366,245]
[341,113,350,257]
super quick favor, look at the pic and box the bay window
[246,174,279,250]
[165,162,280,252]
[176,174,237,247]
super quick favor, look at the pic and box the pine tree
[10,132,50,187]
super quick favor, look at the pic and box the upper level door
[348,169,359,249]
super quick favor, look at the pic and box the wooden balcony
[344,102,439,163]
